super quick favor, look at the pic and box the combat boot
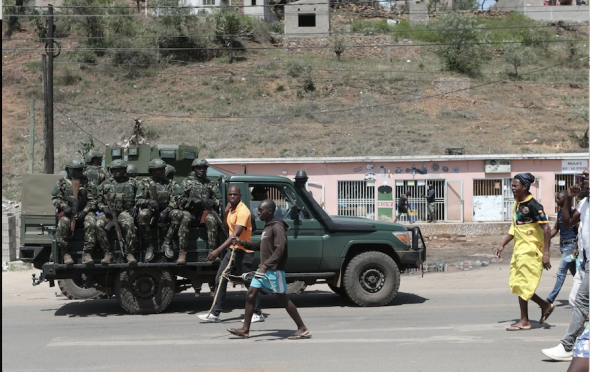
[126,252,137,265]
[63,254,74,265]
[101,252,113,265]
[176,250,187,265]
[162,238,174,259]
[144,244,154,263]
[81,252,94,265]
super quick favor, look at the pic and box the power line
[3,38,585,54]
[54,104,107,145]
[54,56,586,121]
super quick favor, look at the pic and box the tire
[58,277,105,300]
[115,268,175,314]
[343,251,400,307]
[328,283,348,298]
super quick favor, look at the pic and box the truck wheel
[115,268,175,314]
[343,251,400,307]
[58,277,105,300]
[328,283,348,298]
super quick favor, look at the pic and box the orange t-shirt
[227,201,253,252]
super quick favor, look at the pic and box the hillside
[1,8,588,199]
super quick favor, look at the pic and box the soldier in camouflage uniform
[84,150,108,187]
[136,159,184,263]
[175,158,221,264]
[126,164,139,180]
[165,165,176,181]
[96,160,139,265]
[51,159,99,265]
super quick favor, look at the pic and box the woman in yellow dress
[495,173,555,331]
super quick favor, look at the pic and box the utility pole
[29,99,35,174]
[43,4,55,174]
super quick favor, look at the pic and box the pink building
[210,153,588,223]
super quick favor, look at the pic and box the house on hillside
[284,0,330,36]
[243,0,279,23]
[493,0,587,21]
[153,0,222,15]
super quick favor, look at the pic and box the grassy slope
[1,13,588,199]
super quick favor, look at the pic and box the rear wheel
[115,268,175,314]
[58,276,105,300]
[343,251,400,307]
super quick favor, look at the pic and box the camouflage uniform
[51,159,99,265]
[84,151,109,188]
[135,159,184,262]
[96,160,139,264]
[177,160,221,253]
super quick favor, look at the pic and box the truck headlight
[392,231,410,246]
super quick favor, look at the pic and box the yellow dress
[508,194,549,301]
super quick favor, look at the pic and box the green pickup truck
[20,168,426,314]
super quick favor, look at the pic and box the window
[394,179,445,222]
[473,179,502,196]
[203,0,216,5]
[249,185,312,220]
[555,174,577,213]
[337,181,375,219]
[252,0,257,5]
[298,14,316,27]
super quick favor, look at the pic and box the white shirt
[576,197,589,260]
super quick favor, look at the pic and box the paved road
[2,262,581,372]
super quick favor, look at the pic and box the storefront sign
[377,201,394,207]
[485,160,511,174]
[561,160,588,174]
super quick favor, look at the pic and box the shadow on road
[51,290,429,317]
[497,318,554,330]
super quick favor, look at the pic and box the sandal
[540,303,555,324]
[288,331,311,340]
[227,328,249,339]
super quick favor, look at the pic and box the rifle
[149,184,158,226]
[69,179,81,232]
[105,192,128,256]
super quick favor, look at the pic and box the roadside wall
[2,214,17,262]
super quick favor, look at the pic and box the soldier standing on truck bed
[84,150,109,187]
[96,159,139,265]
[51,159,100,266]
[135,159,184,263]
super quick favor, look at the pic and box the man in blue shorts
[227,199,310,340]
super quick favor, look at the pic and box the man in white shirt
[542,168,589,363]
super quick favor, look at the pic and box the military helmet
[65,158,84,170]
[127,164,138,176]
[165,165,176,177]
[110,159,127,169]
[192,158,209,168]
[148,158,167,170]
[84,150,103,164]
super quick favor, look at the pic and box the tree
[4,0,25,37]
[503,41,533,79]
[214,10,252,63]
[332,34,346,61]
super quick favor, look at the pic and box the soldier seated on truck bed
[84,150,109,188]
[96,159,139,265]
[135,159,185,263]
[51,159,101,266]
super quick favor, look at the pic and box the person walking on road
[542,168,589,362]
[495,173,554,331]
[546,190,578,304]
[393,192,411,224]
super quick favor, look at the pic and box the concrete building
[494,0,588,22]
[243,0,279,23]
[284,0,330,36]
[210,153,588,223]
[153,0,222,16]
[409,1,429,24]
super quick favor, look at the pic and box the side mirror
[290,205,300,220]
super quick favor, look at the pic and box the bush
[503,41,534,78]
[332,34,346,60]
[287,60,306,77]
[214,10,252,62]
[432,13,489,75]
[270,21,284,34]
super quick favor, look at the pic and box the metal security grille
[337,181,375,219]
[555,174,576,213]
[394,180,445,222]
[473,179,503,196]
[503,178,513,221]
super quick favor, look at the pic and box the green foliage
[332,34,346,61]
[455,0,478,9]
[76,137,95,159]
[432,13,489,75]
[270,21,284,34]
[214,10,252,62]
[351,19,392,35]
[299,66,315,93]
[287,60,306,77]
[503,41,534,78]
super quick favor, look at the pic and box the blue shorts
[573,325,589,359]
[250,270,287,294]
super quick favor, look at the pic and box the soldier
[165,165,176,181]
[96,160,139,265]
[127,164,139,179]
[84,150,108,187]
[136,159,184,263]
[51,159,99,265]
[176,158,221,264]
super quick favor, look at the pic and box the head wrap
[515,173,535,189]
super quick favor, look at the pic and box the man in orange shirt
[197,185,264,323]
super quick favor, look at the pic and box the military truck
[20,166,426,314]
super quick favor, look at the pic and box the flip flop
[506,325,531,331]
[539,303,555,324]
[227,328,249,339]
[288,332,311,340]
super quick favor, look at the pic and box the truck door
[248,183,323,272]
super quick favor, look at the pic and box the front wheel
[115,268,175,314]
[58,277,105,300]
[343,251,400,307]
